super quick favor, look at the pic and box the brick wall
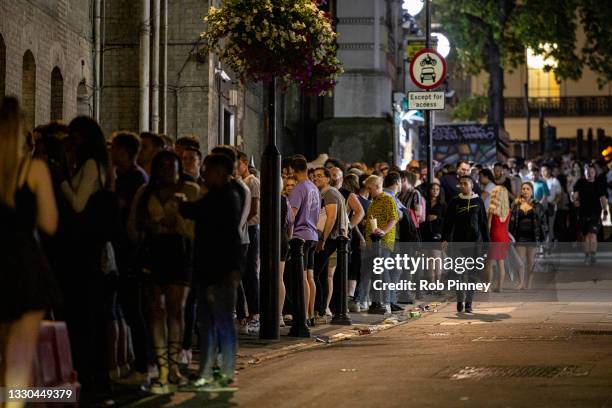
[0,0,94,127]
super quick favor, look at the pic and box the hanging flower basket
[202,0,343,95]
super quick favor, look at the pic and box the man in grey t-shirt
[313,167,347,318]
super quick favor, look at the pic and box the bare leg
[515,246,527,289]
[496,260,506,292]
[325,265,336,313]
[347,280,357,298]
[3,310,44,408]
[307,269,316,319]
[106,320,120,380]
[526,247,537,290]
[279,261,286,317]
[432,250,442,281]
[117,319,130,375]
[484,260,494,285]
[148,286,169,385]
[165,285,189,384]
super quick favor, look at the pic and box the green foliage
[452,95,489,122]
[436,0,611,86]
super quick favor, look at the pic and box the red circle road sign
[409,48,447,90]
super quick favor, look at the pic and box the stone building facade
[0,0,94,128]
[0,0,264,161]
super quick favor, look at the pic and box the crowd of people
[1,94,611,404]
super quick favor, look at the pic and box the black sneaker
[456,302,464,312]
[390,303,404,312]
[465,302,473,313]
[367,303,387,314]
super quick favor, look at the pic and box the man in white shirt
[478,168,496,211]
[238,151,261,329]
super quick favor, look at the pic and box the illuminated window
[526,46,559,98]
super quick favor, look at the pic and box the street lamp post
[424,0,434,184]
[259,79,281,340]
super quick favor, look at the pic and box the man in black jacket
[442,175,489,313]
[180,153,242,390]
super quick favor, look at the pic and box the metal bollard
[331,236,351,325]
[288,238,310,337]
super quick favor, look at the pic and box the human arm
[347,192,364,228]
[127,185,146,242]
[61,159,100,213]
[30,159,59,235]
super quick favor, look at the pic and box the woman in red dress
[486,186,511,292]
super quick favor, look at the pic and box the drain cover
[441,365,590,380]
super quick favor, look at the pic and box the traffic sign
[408,91,445,110]
[409,48,446,90]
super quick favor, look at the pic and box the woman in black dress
[509,182,547,290]
[0,97,60,407]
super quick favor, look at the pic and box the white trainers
[179,349,192,366]
[246,320,260,335]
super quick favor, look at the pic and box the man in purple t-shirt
[288,156,320,326]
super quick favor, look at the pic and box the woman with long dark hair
[128,150,199,394]
[60,115,116,399]
[509,182,547,290]
[0,97,60,408]
[422,182,446,283]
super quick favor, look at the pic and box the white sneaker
[247,320,260,335]
[325,307,333,317]
[279,316,285,327]
[384,304,392,315]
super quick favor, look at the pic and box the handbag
[505,245,522,281]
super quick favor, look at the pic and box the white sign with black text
[408,91,445,110]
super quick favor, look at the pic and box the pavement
[111,249,612,407]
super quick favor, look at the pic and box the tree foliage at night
[436,0,612,128]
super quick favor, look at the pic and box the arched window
[22,50,37,128]
[0,35,6,98]
[50,67,63,121]
[76,80,90,116]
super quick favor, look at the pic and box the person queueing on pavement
[0,97,60,408]
[442,175,489,313]
[358,175,400,315]
[508,182,547,290]
[238,151,261,329]
[179,153,242,391]
[128,151,200,393]
[312,167,348,319]
[210,146,252,334]
[572,164,609,265]
[288,156,321,327]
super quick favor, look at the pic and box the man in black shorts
[573,164,609,265]
[288,156,321,326]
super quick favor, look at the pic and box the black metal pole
[288,238,310,337]
[260,79,281,340]
[524,81,530,159]
[424,0,433,184]
[331,236,351,325]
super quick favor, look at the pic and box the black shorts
[580,215,601,235]
[149,234,193,286]
[304,240,316,270]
